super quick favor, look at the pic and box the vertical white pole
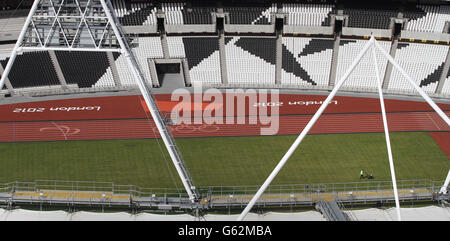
[371,45,402,221]
[374,40,450,126]
[236,37,375,221]
[440,170,450,194]
[0,0,41,90]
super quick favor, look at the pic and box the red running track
[0,111,448,142]
[0,94,448,142]
[429,132,450,158]
[1,94,449,122]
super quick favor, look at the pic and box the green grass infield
[0,132,447,188]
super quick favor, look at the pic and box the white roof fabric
[203,211,325,221]
[0,209,323,221]
[1,206,449,221]
[345,206,450,221]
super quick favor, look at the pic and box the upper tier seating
[102,1,450,35]
[112,0,157,26]
[343,6,399,29]
[183,5,215,24]
[404,5,450,33]
[162,2,215,25]
[282,3,335,27]
[224,4,277,25]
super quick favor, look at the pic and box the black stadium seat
[0,52,60,88]
[55,51,111,88]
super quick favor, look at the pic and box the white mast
[238,37,449,221]
[371,45,401,221]
[0,0,199,202]
[237,37,376,221]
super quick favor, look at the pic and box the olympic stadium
[0,0,449,221]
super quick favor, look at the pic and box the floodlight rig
[0,0,199,202]
[237,36,450,221]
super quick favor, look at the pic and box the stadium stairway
[315,200,352,221]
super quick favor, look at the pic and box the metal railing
[1,180,189,199]
[197,179,442,197]
[0,179,444,200]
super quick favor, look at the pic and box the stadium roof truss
[0,0,200,202]
[23,0,121,52]
[237,36,450,222]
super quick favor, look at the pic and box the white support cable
[0,0,41,90]
[374,40,450,126]
[236,37,376,221]
[371,45,402,221]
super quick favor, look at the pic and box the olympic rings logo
[153,123,220,134]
